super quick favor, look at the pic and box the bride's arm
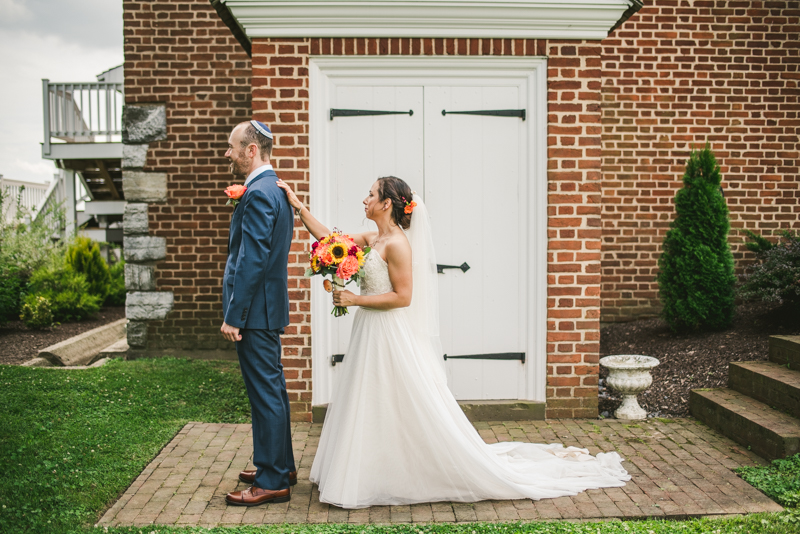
[276,179,375,246]
[333,239,412,310]
[276,180,330,240]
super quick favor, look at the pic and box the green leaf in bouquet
[304,268,315,277]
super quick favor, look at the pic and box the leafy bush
[65,235,111,300]
[739,230,800,306]
[738,453,800,508]
[19,295,53,329]
[26,264,102,322]
[105,259,127,306]
[0,264,24,326]
[657,144,736,331]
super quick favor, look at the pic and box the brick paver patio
[98,418,782,528]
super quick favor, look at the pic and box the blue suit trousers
[236,328,296,490]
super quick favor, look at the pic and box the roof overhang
[211,0,643,56]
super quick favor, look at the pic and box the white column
[63,169,77,237]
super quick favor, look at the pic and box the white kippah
[250,120,273,139]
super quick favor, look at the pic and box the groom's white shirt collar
[244,164,273,187]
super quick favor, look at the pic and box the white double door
[310,59,547,407]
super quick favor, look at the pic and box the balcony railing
[42,79,123,156]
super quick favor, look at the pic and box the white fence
[0,176,52,224]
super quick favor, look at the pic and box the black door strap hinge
[441,109,526,120]
[330,109,414,120]
[444,352,525,363]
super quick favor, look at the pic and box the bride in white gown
[277,176,629,509]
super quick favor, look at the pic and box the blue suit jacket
[223,168,293,330]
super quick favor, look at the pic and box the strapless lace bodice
[359,251,393,296]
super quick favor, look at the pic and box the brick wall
[251,37,602,418]
[601,0,800,322]
[123,1,252,347]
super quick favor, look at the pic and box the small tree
[65,236,111,301]
[657,144,736,331]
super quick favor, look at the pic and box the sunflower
[310,255,321,272]
[328,241,348,264]
[356,250,365,267]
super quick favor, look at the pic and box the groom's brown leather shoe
[239,469,297,486]
[225,485,290,506]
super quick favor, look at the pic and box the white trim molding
[218,0,640,41]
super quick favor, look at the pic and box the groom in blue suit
[221,120,296,506]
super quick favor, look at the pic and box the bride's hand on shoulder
[276,179,304,212]
[333,289,358,307]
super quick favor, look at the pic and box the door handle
[437,262,470,274]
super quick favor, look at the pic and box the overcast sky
[0,0,124,184]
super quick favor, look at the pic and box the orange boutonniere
[225,184,247,207]
[402,196,417,214]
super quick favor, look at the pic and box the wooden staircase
[690,335,800,460]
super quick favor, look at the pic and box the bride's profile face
[363,181,383,220]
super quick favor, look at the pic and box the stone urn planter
[599,354,660,420]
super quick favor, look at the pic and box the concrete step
[729,361,800,420]
[690,387,800,460]
[769,335,800,368]
[38,318,127,366]
[98,338,128,360]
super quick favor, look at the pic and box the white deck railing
[42,80,124,156]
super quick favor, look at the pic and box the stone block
[126,292,174,321]
[123,171,167,203]
[122,104,166,144]
[124,236,166,262]
[122,143,149,169]
[125,263,157,291]
[123,203,150,235]
[127,320,148,349]
[39,318,127,366]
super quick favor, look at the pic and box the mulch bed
[0,306,126,366]
[599,301,800,418]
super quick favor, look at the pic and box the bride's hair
[377,176,413,230]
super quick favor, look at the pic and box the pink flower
[348,246,358,256]
[336,255,360,280]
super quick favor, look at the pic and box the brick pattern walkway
[97,419,782,528]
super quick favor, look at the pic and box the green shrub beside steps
[65,235,111,301]
[657,144,736,331]
[26,265,102,323]
[19,295,53,329]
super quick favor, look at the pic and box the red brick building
[121,0,799,422]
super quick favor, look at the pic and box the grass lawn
[0,358,797,534]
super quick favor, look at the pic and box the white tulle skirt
[309,307,630,509]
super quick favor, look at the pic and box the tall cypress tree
[657,144,735,331]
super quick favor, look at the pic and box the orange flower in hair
[402,196,417,214]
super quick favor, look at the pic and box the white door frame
[309,56,548,405]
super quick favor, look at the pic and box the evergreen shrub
[27,265,101,322]
[656,144,736,331]
[65,236,111,300]
[740,230,800,307]
[19,295,53,329]
[105,260,126,307]
[0,265,24,326]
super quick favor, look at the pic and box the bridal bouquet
[305,230,369,317]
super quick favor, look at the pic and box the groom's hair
[239,122,273,157]
[377,176,413,230]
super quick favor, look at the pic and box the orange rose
[404,200,417,214]
[225,184,247,200]
[336,255,360,280]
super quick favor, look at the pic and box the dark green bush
[27,265,101,322]
[65,235,111,300]
[740,230,800,306]
[19,294,54,329]
[105,259,127,306]
[0,264,24,326]
[657,144,736,331]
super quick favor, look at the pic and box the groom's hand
[220,322,242,342]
